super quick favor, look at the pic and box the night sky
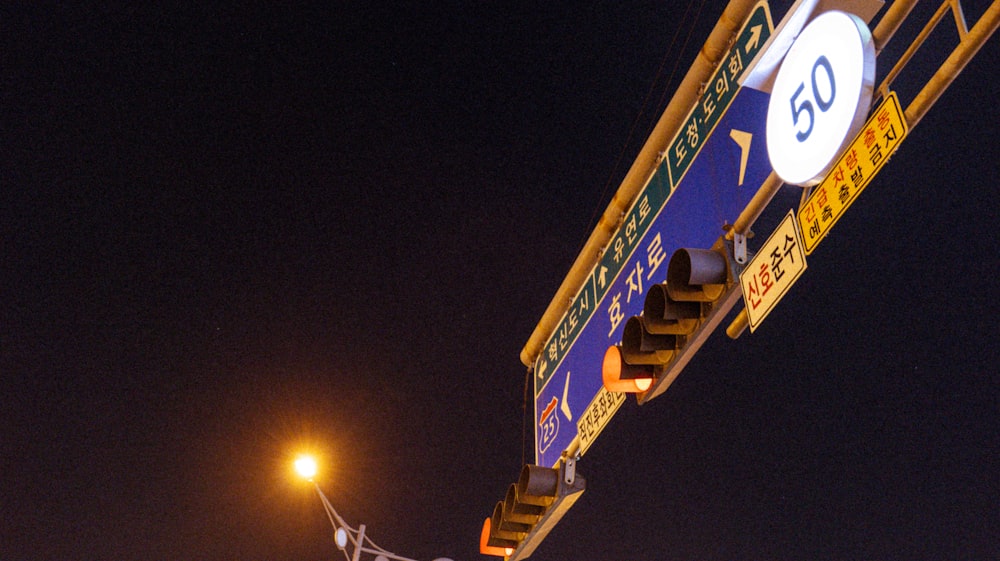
[3,1,998,560]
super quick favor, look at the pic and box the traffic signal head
[480,462,585,559]
[603,239,741,396]
[481,465,559,557]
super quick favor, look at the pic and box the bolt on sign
[797,91,909,254]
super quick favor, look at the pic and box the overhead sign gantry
[483,0,1000,558]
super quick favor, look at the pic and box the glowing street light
[294,456,451,561]
[294,455,318,480]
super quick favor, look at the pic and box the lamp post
[294,455,435,561]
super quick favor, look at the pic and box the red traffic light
[601,344,653,393]
[479,517,515,557]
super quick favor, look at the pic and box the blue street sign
[533,45,776,466]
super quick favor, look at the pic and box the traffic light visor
[517,465,559,506]
[620,316,677,365]
[643,283,701,334]
[503,484,545,525]
[667,248,728,302]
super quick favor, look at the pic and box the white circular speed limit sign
[766,10,876,186]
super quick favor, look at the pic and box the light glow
[479,517,513,557]
[294,455,318,480]
[601,345,654,394]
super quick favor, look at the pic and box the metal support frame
[896,0,999,129]
[726,0,999,339]
[311,481,420,561]
[499,0,999,557]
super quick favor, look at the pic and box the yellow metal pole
[904,0,1000,129]
[872,0,920,53]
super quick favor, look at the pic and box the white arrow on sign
[561,371,572,420]
[536,361,547,380]
[729,129,753,186]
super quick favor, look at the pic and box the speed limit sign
[766,10,876,186]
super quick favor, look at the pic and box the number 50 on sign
[766,10,876,187]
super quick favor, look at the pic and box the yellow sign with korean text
[741,210,808,332]
[797,91,909,254]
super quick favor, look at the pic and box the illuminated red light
[601,345,653,393]
[479,517,515,557]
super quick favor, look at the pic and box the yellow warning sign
[797,91,909,254]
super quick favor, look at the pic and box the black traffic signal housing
[480,459,585,560]
[602,236,747,403]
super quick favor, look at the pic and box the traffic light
[601,317,664,393]
[602,237,745,402]
[480,460,585,560]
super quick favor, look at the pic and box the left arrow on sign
[729,129,753,186]
[536,361,547,380]
[561,372,572,421]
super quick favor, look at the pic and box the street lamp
[294,456,318,480]
[294,455,448,561]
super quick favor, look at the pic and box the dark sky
[2,1,998,560]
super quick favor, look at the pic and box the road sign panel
[740,210,807,332]
[666,2,774,186]
[797,91,908,254]
[532,2,774,400]
[534,91,776,466]
[533,3,775,467]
